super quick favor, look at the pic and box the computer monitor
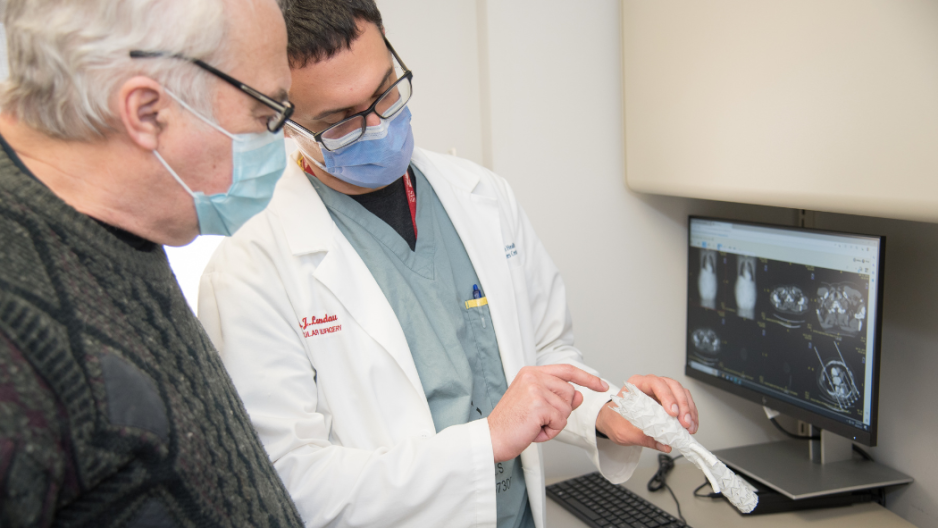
[684,216,885,446]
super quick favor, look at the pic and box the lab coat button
[419,429,432,438]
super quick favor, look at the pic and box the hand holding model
[595,374,699,452]
[488,365,610,463]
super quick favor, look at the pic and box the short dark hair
[281,0,384,69]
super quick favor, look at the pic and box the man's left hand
[594,374,698,453]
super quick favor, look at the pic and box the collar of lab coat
[276,146,482,257]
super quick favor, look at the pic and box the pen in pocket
[472,284,485,328]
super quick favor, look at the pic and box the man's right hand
[487,364,609,463]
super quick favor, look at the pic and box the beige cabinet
[622,1,938,222]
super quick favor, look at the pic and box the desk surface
[546,465,915,528]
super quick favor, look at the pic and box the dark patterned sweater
[0,135,303,527]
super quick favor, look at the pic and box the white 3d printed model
[611,382,759,513]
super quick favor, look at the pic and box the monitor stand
[713,430,913,500]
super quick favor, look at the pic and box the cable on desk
[647,454,686,524]
[693,480,721,499]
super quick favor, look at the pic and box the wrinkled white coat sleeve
[198,229,496,528]
[500,176,641,484]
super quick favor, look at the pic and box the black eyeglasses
[129,50,295,132]
[284,37,413,152]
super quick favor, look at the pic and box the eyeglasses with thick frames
[285,37,413,152]
[129,50,295,133]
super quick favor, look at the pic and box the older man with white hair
[0,0,303,525]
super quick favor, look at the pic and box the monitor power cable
[764,406,876,462]
[763,405,820,440]
[693,480,722,499]
[647,454,686,524]
[769,417,820,440]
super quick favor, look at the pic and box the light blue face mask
[307,107,415,189]
[154,89,287,236]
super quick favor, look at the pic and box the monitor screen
[685,217,885,445]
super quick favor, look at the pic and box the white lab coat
[198,147,641,528]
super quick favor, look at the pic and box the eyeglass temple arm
[284,120,320,143]
[129,50,292,114]
[382,37,410,74]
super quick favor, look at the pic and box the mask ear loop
[154,88,235,197]
[154,150,196,197]
[289,127,332,175]
[305,153,330,173]
[163,88,235,140]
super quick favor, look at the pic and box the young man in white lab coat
[198,1,700,526]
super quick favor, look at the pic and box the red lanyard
[300,154,417,240]
[403,171,417,240]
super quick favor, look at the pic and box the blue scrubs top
[308,167,535,528]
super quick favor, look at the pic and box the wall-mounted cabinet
[622,1,938,223]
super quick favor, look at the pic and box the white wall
[165,236,222,314]
[378,0,486,166]
[162,1,936,525]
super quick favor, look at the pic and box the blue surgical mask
[154,89,287,236]
[307,107,415,189]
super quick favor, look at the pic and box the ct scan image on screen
[686,218,882,432]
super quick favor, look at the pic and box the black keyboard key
[567,498,602,520]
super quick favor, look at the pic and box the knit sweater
[0,135,303,527]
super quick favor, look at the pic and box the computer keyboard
[547,472,690,528]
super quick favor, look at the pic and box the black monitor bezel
[684,215,885,446]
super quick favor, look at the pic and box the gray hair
[0,0,231,140]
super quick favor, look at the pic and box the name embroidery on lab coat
[505,243,518,260]
[299,314,342,338]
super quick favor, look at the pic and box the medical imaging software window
[687,220,880,431]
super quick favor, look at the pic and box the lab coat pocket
[464,296,491,328]
[462,297,506,398]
